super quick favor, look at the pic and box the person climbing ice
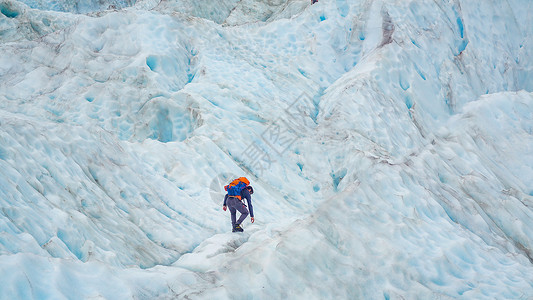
[222,177,254,232]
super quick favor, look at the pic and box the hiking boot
[233,224,244,232]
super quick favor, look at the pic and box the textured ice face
[0,0,532,299]
[14,0,137,13]
[9,0,302,22]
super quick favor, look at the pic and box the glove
[223,205,227,211]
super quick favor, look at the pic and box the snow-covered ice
[0,0,532,298]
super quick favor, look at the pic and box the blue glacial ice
[0,0,532,299]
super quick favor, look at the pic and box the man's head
[246,185,254,194]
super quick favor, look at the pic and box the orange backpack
[224,177,250,200]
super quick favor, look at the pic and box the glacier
[0,0,532,298]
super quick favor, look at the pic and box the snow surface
[0,0,533,298]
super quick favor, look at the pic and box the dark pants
[227,196,249,226]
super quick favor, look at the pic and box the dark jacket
[223,188,254,217]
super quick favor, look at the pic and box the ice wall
[0,0,532,298]
[13,0,136,13]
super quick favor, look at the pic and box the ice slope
[0,0,532,299]
[13,0,136,13]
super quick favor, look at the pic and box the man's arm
[222,194,228,211]
[242,189,254,218]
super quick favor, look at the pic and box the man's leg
[228,197,237,226]
[235,202,249,225]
